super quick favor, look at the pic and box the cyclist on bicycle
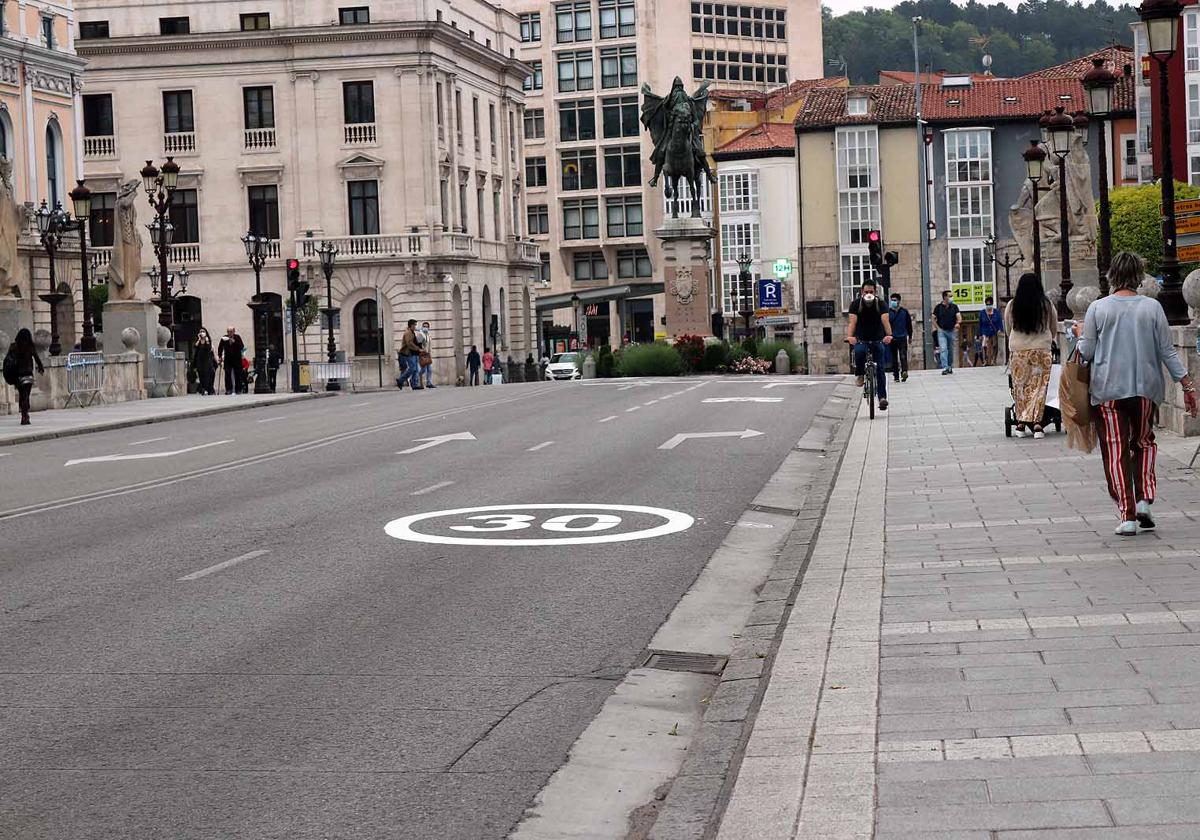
[847,279,894,411]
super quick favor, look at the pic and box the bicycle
[847,339,881,419]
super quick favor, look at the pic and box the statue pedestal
[0,296,31,341]
[656,217,715,339]
[103,299,159,359]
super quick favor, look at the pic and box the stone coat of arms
[671,266,696,305]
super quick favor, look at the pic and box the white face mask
[862,293,876,303]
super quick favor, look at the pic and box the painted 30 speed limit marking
[384,504,694,547]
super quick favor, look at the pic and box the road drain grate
[750,504,803,517]
[641,650,728,675]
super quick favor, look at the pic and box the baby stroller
[1004,340,1063,437]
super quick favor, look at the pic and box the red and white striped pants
[1093,397,1157,521]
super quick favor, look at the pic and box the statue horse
[662,103,702,220]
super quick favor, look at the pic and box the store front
[535,282,663,356]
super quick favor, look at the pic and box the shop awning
[534,283,664,312]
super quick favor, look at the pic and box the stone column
[656,217,715,338]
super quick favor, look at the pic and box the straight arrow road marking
[702,397,785,404]
[658,429,764,450]
[411,480,456,496]
[65,440,233,467]
[397,431,476,455]
[179,549,270,581]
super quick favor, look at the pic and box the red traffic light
[867,230,881,244]
[287,258,300,270]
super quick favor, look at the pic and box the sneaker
[878,399,888,411]
[427,384,437,389]
[1136,500,1156,530]
[901,372,908,382]
[1114,520,1138,537]
[1033,428,1045,440]
[941,369,951,375]
[855,375,864,387]
[1013,426,1028,438]
[949,369,954,374]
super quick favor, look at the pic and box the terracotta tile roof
[714,122,796,156]
[1020,45,1134,79]
[793,85,916,128]
[879,70,996,85]
[710,77,846,108]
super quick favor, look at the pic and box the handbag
[1059,348,1096,454]
[418,351,432,367]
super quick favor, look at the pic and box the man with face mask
[847,279,894,411]
[979,296,1005,366]
[888,293,912,382]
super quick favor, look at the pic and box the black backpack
[2,350,18,386]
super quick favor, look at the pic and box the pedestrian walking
[847,279,893,412]
[192,328,218,395]
[467,344,481,386]
[398,319,423,390]
[933,291,961,375]
[979,296,1005,365]
[217,326,246,395]
[1004,273,1057,440]
[2,328,43,425]
[418,321,436,388]
[483,347,495,384]
[1074,251,1198,536]
[887,293,911,382]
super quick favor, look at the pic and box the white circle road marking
[385,504,695,546]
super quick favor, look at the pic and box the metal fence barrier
[64,352,106,408]
[148,347,178,395]
[309,361,353,388]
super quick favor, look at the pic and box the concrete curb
[0,391,337,447]
[645,380,862,840]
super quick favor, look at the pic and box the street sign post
[1173,199,1200,217]
[1177,215,1200,236]
[1178,243,1200,263]
[757,278,783,310]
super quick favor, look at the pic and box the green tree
[1108,181,1200,275]
[294,294,320,335]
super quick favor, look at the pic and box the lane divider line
[599,415,618,423]
[179,549,271,581]
[527,441,555,452]
[128,436,169,447]
[256,416,288,424]
[411,480,456,496]
[625,406,640,413]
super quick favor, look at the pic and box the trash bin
[296,360,311,392]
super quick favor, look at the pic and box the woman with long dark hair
[192,328,217,395]
[4,328,44,425]
[1004,273,1057,439]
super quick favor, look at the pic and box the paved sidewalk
[716,365,1200,839]
[0,391,332,446]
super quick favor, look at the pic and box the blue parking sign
[758,279,783,309]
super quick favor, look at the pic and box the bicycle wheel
[866,365,876,419]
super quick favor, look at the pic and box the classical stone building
[512,0,822,350]
[75,0,540,387]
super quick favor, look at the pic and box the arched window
[45,124,60,204]
[353,298,380,355]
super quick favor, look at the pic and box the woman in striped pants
[1075,252,1198,536]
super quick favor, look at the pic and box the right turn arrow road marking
[658,429,764,450]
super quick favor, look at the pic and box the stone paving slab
[713,366,1200,838]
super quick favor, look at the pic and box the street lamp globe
[69,180,92,221]
[1047,107,1075,158]
[160,156,180,190]
[34,200,51,236]
[318,240,338,274]
[1139,0,1183,59]
[1023,139,1047,182]
[140,160,159,195]
[178,265,189,292]
[1038,110,1053,145]
[984,234,996,259]
[1082,57,1117,117]
[1073,111,1090,144]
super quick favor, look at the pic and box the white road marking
[179,549,270,581]
[397,431,476,455]
[599,415,618,423]
[702,397,784,404]
[762,381,817,389]
[385,504,694,547]
[65,440,233,467]
[625,406,640,413]
[527,441,556,451]
[411,480,456,496]
[643,400,659,406]
[616,382,654,391]
[128,436,169,447]
[350,401,371,407]
[658,429,764,450]
[257,416,288,423]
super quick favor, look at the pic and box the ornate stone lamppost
[1022,140,1047,283]
[241,231,272,394]
[317,240,340,391]
[1082,57,1118,293]
[1046,106,1077,319]
[140,157,181,345]
[34,201,70,356]
[984,234,1021,302]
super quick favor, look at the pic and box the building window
[561,149,598,190]
[82,94,114,137]
[606,195,643,237]
[348,180,380,235]
[353,299,381,355]
[477,185,485,237]
[663,177,711,216]
[602,96,639,138]
[528,203,550,234]
[846,96,868,116]
[559,100,596,141]
[557,50,594,93]
[555,1,592,43]
[524,108,545,140]
[563,198,600,239]
[489,103,497,157]
[539,252,552,283]
[89,192,116,247]
[247,185,280,239]
[524,61,544,91]
[243,87,275,129]
[159,16,190,35]
[472,96,481,153]
[520,12,541,42]
[343,81,375,124]
[79,20,110,40]
[944,129,993,238]
[1190,83,1200,144]
[600,46,637,88]
[573,251,608,281]
[835,126,878,245]
[162,90,194,133]
[718,170,758,213]
[458,181,468,231]
[526,156,548,187]
[439,178,449,228]
[603,145,640,187]
[339,6,370,25]
[455,90,463,148]
[40,15,54,48]
[839,254,871,312]
[691,3,786,40]
[1191,155,1200,187]
[721,269,759,314]
[240,12,270,31]
[599,0,636,38]
[169,189,200,242]
[508,111,516,162]
[436,83,445,140]
[720,221,759,263]
[691,48,787,84]
[617,248,652,278]
[1187,12,1199,72]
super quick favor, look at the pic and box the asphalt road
[0,376,837,839]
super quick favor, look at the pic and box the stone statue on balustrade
[1066,133,1099,250]
[1010,139,1098,265]
[0,159,30,298]
[108,179,143,302]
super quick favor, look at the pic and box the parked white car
[544,352,582,381]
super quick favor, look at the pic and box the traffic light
[866,230,898,291]
[867,230,883,269]
[287,259,310,308]
[286,258,301,291]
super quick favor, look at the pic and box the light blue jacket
[1077,294,1187,406]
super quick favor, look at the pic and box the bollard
[775,349,790,375]
[581,353,597,379]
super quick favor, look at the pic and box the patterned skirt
[1011,348,1053,425]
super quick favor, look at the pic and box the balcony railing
[509,239,540,264]
[296,233,428,260]
[164,131,196,154]
[344,123,377,145]
[90,246,112,267]
[244,128,277,151]
[171,243,202,263]
[83,135,116,158]
[264,239,281,259]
